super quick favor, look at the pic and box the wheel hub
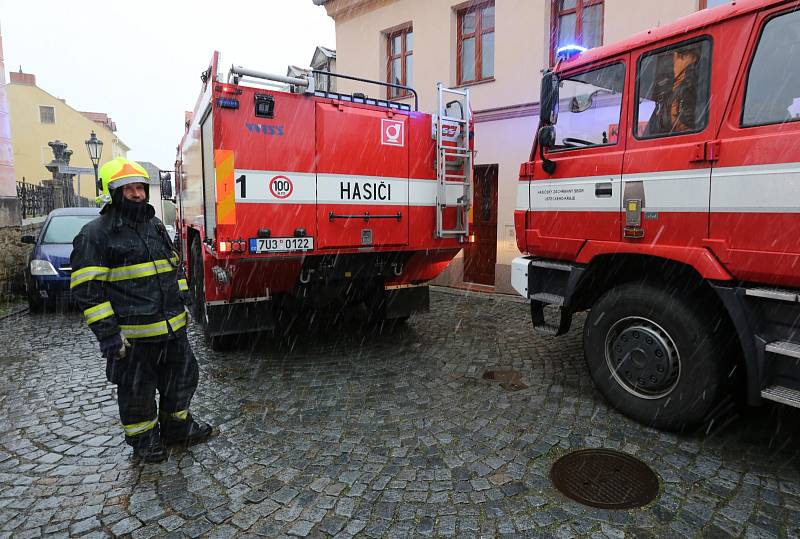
[605,318,680,399]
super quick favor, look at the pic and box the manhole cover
[482,370,528,391]
[550,449,659,509]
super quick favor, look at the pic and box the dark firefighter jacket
[70,205,189,342]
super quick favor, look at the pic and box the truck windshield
[554,62,625,148]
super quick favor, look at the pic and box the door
[464,164,498,285]
[315,103,410,249]
[534,58,628,260]
[710,7,800,287]
[621,35,721,248]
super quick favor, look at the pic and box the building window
[39,106,55,124]
[551,0,604,64]
[699,0,728,8]
[387,26,413,99]
[458,2,495,85]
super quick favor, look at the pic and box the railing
[16,180,94,219]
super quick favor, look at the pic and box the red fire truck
[176,52,472,348]
[513,0,800,429]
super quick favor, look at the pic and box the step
[766,340,800,360]
[533,324,560,336]
[531,292,565,307]
[746,287,799,302]
[440,116,468,124]
[530,259,574,272]
[761,385,800,408]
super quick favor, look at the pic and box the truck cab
[513,0,800,429]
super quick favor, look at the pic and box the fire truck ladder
[435,83,473,240]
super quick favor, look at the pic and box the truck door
[621,36,718,248]
[710,7,800,287]
[534,57,628,260]
[315,103,410,249]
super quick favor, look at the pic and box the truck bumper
[205,298,275,337]
[511,257,531,298]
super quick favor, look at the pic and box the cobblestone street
[1,289,799,538]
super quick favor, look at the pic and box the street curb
[430,285,528,304]
[0,305,29,322]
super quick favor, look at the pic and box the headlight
[30,260,58,276]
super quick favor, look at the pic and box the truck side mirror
[159,172,173,199]
[538,125,556,149]
[20,235,36,244]
[540,70,560,125]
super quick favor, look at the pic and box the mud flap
[385,285,430,319]
[205,300,276,336]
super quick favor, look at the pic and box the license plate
[249,237,314,253]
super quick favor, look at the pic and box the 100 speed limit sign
[269,175,293,199]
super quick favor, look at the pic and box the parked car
[21,207,100,312]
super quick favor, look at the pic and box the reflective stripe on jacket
[71,207,189,341]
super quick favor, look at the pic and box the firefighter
[645,45,701,136]
[70,157,212,463]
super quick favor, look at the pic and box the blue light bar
[216,97,240,109]
[555,44,588,59]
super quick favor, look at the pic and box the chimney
[10,69,35,86]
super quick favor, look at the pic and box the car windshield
[41,215,97,244]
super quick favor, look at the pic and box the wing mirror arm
[538,125,557,175]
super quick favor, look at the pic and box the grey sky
[1,0,335,169]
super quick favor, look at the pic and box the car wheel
[583,282,730,431]
[27,292,44,314]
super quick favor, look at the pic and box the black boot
[160,413,213,446]
[127,426,167,463]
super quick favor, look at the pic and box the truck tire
[189,239,206,323]
[583,282,728,431]
[190,238,238,352]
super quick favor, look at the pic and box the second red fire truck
[176,53,473,347]
[514,0,800,429]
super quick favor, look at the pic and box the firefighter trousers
[105,331,199,445]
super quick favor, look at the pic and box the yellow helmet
[96,157,157,205]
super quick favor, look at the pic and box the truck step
[531,292,565,307]
[765,340,800,360]
[529,259,574,272]
[761,385,800,408]
[531,300,572,337]
[746,287,799,302]
[533,324,561,336]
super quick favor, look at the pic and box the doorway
[464,164,498,286]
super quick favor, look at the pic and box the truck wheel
[583,282,728,431]
[190,238,238,352]
[189,239,206,323]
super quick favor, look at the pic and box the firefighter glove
[100,334,130,360]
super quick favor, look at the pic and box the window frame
[386,25,413,100]
[739,8,800,129]
[39,105,55,124]
[545,60,627,153]
[550,0,605,65]
[457,1,495,86]
[632,36,714,141]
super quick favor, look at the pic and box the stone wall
[0,220,42,299]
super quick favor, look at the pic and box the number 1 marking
[235,174,246,198]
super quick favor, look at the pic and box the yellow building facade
[7,71,128,200]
